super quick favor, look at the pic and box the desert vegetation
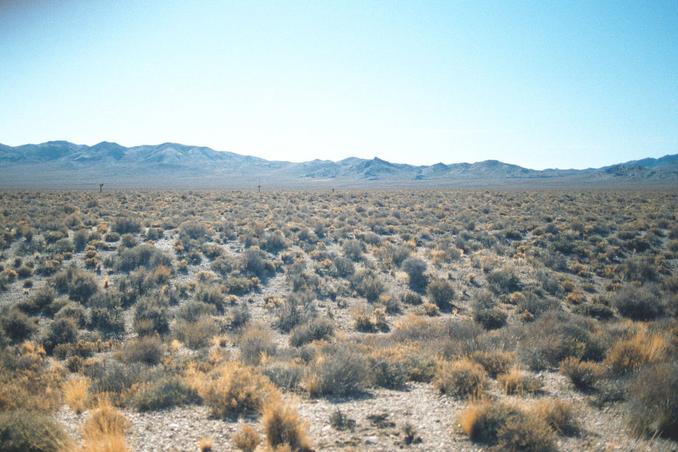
[0,189,676,450]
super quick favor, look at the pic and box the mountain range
[1,141,677,188]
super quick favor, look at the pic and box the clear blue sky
[1,0,676,169]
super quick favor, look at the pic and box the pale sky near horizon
[1,0,677,169]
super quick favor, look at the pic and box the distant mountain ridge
[0,141,676,188]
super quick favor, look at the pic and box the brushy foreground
[0,189,676,451]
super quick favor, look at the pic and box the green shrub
[177,300,216,322]
[116,244,172,272]
[519,311,606,371]
[275,293,314,333]
[89,292,126,336]
[20,286,56,316]
[487,267,522,294]
[559,357,602,390]
[469,351,515,378]
[0,309,37,343]
[626,362,678,439]
[112,217,141,234]
[239,324,277,365]
[85,359,147,396]
[73,230,89,252]
[427,279,455,311]
[402,257,427,292]
[53,265,98,303]
[401,290,422,305]
[351,270,384,303]
[133,377,199,412]
[572,302,614,320]
[342,239,363,261]
[369,355,408,389]
[133,296,170,336]
[612,285,665,321]
[264,362,304,391]
[305,344,369,397]
[42,318,78,353]
[289,317,334,347]
[0,410,72,452]
[174,316,219,349]
[195,286,226,313]
[242,248,274,279]
[121,335,164,366]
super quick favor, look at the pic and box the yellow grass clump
[63,375,91,414]
[262,401,313,452]
[82,399,130,452]
[232,425,260,452]
[605,327,668,376]
[188,361,280,419]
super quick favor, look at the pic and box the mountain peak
[0,140,675,188]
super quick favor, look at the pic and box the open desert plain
[2,1,678,450]
[0,188,676,451]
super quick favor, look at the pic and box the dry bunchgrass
[232,425,260,452]
[530,398,579,436]
[497,368,543,395]
[82,399,130,452]
[262,400,313,452]
[188,361,280,419]
[469,350,516,378]
[559,357,603,390]
[434,358,487,399]
[198,436,214,452]
[604,327,668,376]
[0,342,64,412]
[63,375,91,414]
[459,401,555,450]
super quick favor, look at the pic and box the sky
[0,0,677,169]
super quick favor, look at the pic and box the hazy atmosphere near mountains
[1,2,678,452]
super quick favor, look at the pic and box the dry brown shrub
[497,368,543,395]
[559,357,603,390]
[0,342,65,412]
[82,399,130,452]
[530,398,578,436]
[604,327,667,376]
[434,358,487,399]
[262,401,313,451]
[469,351,516,378]
[189,361,279,419]
[63,375,91,414]
[459,401,555,450]
[232,425,260,452]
